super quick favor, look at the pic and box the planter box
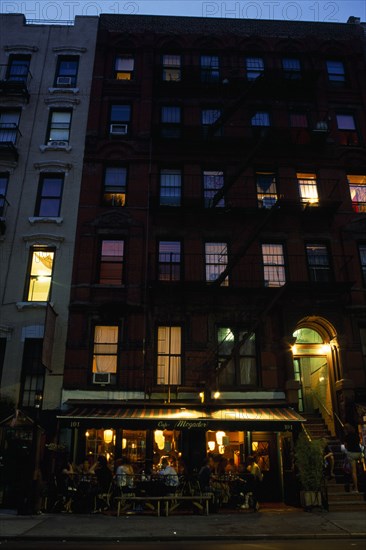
[300,490,322,509]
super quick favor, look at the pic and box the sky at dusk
[1,0,365,23]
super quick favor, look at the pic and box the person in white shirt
[158,457,179,488]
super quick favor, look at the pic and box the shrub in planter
[294,433,325,509]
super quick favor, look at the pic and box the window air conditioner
[92,372,111,385]
[110,123,128,135]
[56,76,72,86]
[48,140,68,147]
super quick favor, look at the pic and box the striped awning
[57,405,305,431]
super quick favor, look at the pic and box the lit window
[201,55,219,82]
[99,240,124,285]
[115,55,134,80]
[282,58,301,79]
[35,174,64,217]
[262,244,286,287]
[162,55,181,81]
[297,172,318,205]
[205,242,228,285]
[160,169,181,206]
[54,56,79,87]
[306,244,331,283]
[347,175,366,213]
[26,246,55,301]
[256,172,277,208]
[358,245,366,285]
[217,327,257,386]
[326,60,345,83]
[157,326,181,385]
[92,326,118,374]
[336,114,358,146]
[161,106,181,138]
[203,170,224,207]
[103,167,127,207]
[47,110,72,144]
[251,111,270,127]
[158,241,181,281]
[246,57,264,80]
[0,110,21,144]
[0,173,9,217]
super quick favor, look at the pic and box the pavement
[0,505,366,541]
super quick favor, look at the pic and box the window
[297,172,318,205]
[7,54,31,82]
[326,60,345,83]
[256,172,277,208]
[203,170,224,207]
[35,174,64,217]
[114,55,134,80]
[162,55,181,81]
[290,112,308,128]
[217,328,257,386]
[251,111,270,127]
[262,244,286,287]
[306,244,331,282]
[348,175,366,213]
[336,114,358,146]
[282,58,301,79]
[54,56,79,87]
[161,106,181,138]
[0,173,9,217]
[92,326,118,374]
[158,241,181,281]
[157,326,181,385]
[0,337,6,383]
[201,55,219,82]
[201,108,221,137]
[160,169,181,206]
[26,246,55,301]
[110,104,131,134]
[103,166,127,207]
[99,240,124,284]
[20,339,44,408]
[205,242,228,285]
[246,57,264,80]
[0,110,20,144]
[46,110,72,144]
[359,245,366,285]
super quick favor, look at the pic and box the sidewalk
[1,506,366,541]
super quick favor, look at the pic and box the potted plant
[294,433,325,510]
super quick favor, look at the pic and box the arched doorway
[291,317,339,433]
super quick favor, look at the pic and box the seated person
[158,457,179,490]
[115,457,135,492]
[323,440,335,479]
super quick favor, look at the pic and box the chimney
[347,16,360,24]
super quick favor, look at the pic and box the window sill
[29,217,63,225]
[40,144,72,153]
[16,301,51,311]
[48,87,79,94]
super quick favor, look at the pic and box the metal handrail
[310,389,344,432]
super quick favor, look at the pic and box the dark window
[7,55,31,82]
[246,57,264,80]
[99,240,124,284]
[205,242,228,285]
[161,106,181,138]
[359,245,366,285]
[0,173,9,216]
[103,167,127,207]
[25,246,55,301]
[217,328,258,386]
[158,241,181,281]
[347,175,366,213]
[0,110,20,144]
[46,110,72,144]
[114,55,134,80]
[326,60,345,83]
[336,114,359,146]
[160,169,181,206]
[251,111,270,127]
[306,244,331,282]
[256,172,277,208]
[0,337,6,384]
[35,174,64,217]
[54,56,79,87]
[20,339,44,408]
[110,105,131,135]
[203,170,224,207]
[162,55,181,81]
[201,108,221,137]
[282,58,301,79]
[201,55,219,82]
[290,113,308,128]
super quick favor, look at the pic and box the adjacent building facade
[58,15,366,502]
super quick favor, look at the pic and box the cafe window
[348,175,366,213]
[114,55,134,80]
[201,55,219,82]
[85,428,116,464]
[25,246,55,301]
[160,169,181,206]
[99,240,124,285]
[157,326,181,385]
[162,55,181,81]
[336,114,359,146]
[217,327,258,386]
[203,170,224,207]
[256,172,277,209]
[306,243,331,283]
[103,166,127,207]
[205,242,228,285]
[92,325,118,374]
[246,57,264,80]
[158,241,181,281]
[262,244,286,287]
[297,172,318,205]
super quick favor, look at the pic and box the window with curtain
[256,172,277,208]
[114,55,134,80]
[296,172,318,205]
[99,240,124,284]
[157,326,181,385]
[20,338,44,407]
[217,327,257,386]
[26,246,55,301]
[160,169,181,206]
[306,244,331,282]
[203,170,224,207]
[103,166,127,207]
[347,175,366,213]
[47,110,72,143]
[262,244,286,287]
[162,55,181,81]
[205,242,228,285]
[35,174,64,217]
[92,326,118,373]
[246,57,264,80]
[200,55,219,82]
[158,241,181,281]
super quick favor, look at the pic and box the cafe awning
[57,405,305,432]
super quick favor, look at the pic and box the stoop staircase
[301,412,366,511]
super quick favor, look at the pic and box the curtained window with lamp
[157,326,181,385]
[26,246,55,301]
[92,325,118,374]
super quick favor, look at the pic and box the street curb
[1,534,366,541]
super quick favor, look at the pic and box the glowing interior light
[103,429,114,444]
